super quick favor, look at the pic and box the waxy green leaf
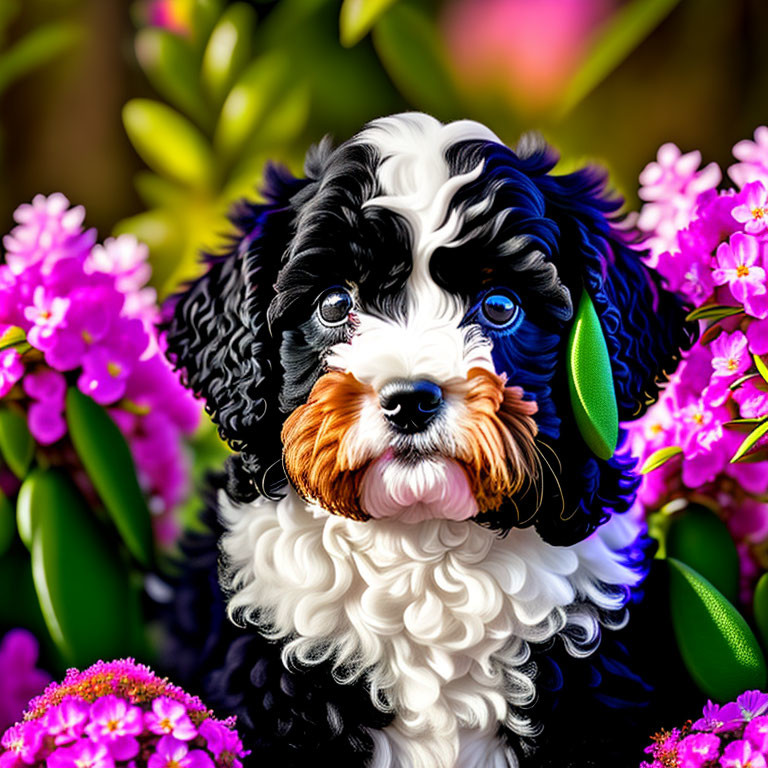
[731,418,768,463]
[30,469,142,666]
[567,289,618,460]
[340,0,399,47]
[685,304,744,322]
[639,445,682,474]
[754,573,768,655]
[666,505,739,604]
[669,558,766,700]
[66,388,154,568]
[755,354,768,385]
[0,408,34,479]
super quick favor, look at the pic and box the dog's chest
[220,490,642,768]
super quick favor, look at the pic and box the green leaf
[372,4,464,118]
[201,3,256,106]
[754,573,768,655]
[731,418,768,463]
[685,304,744,322]
[0,490,14,557]
[669,558,766,700]
[134,28,209,127]
[0,22,81,94]
[66,388,154,568]
[666,505,740,604]
[0,326,25,352]
[340,0,399,47]
[29,468,143,666]
[755,354,768,385]
[0,408,34,479]
[557,0,682,117]
[639,445,682,474]
[16,470,41,550]
[123,99,214,189]
[567,289,619,460]
[213,52,291,159]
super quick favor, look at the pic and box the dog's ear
[526,158,695,545]
[164,164,314,501]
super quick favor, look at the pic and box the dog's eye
[480,290,519,327]
[317,287,353,326]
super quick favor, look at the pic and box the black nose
[379,379,443,434]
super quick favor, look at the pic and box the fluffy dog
[163,113,693,768]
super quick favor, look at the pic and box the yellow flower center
[40,310,51,320]
[737,264,750,277]
[650,423,664,436]
[82,330,93,344]
[107,362,122,378]
[159,717,173,733]
[107,720,119,732]
[752,206,766,220]
[692,412,704,425]
[728,357,739,371]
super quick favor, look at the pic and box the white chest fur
[219,490,644,768]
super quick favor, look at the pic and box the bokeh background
[1,0,767,735]
[3,0,766,297]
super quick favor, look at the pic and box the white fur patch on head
[220,489,644,768]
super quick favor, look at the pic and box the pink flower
[0,722,44,766]
[693,700,743,732]
[747,321,768,356]
[23,287,69,349]
[144,698,196,741]
[0,349,23,398]
[43,698,89,745]
[713,233,768,318]
[47,738,115,768]
[733,377,768,418]
[1,194,95,276]
[198,719,247,766]
[719,738,766,767]
[84,696,142,761]
[730,127,768,188]
[77,348,132,406]
[711,331,751,380]
[733,182,768,234]
[745,715,768,752]
[147,736,213,768]
[22,369,65,404]
[636,143,722,265]
[0,630,50,732]
[728,499,768,543]
[678,732,720,768]
[85,235,151,294]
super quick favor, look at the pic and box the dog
[162,113,694,768]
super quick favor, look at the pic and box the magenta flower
[23,287,69,349]
[43,698,89,745]
[85,235,151,294]
[745,715,768,752]
[0,722,44,766]
[84,696,142,761]
[733,377,768,419]
[711,331,751,380]
[733,182,768,234]
[47,738,115,768]
[678,732,720,768]
[144,699,196,741]
[148,736,214,768]
[694,700,744,733]
[731,126,768,188]
[0,349,23,398]
[0,630,50,732]
[713,233,767,317]
[198,719,247,766]
[719,738,766,768]
[77,347,133,406]
[2,194,95,276]
[738,690,768,720]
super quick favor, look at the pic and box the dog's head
[166,113,692,545]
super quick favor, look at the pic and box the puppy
[163,113,693,768]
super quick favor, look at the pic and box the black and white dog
[163,113,693,767]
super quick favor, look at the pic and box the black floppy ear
[527,162,696,545]
[165,164,311,501]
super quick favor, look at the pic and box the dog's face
[166,113,692,545]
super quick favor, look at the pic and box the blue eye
[480,290,519,327]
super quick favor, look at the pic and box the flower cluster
[628,128,768,601]
[0,659,248,768]
[0,194,201,543]
[641,690,768,767]
[0,631,49,733]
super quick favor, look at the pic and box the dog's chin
[358,451,478,524]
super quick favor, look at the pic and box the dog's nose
[379,379,443,434]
